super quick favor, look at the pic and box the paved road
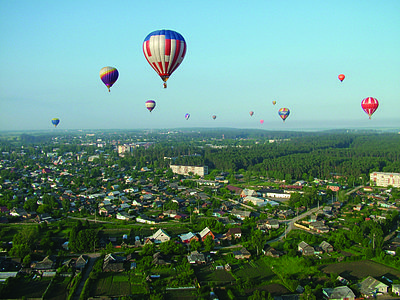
[345,185,364,196]
[226,198,257,211]
[72,252,101,300]
[268,206,321,244]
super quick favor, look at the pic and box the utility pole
[373,233,375,250]
[285,222,287,239]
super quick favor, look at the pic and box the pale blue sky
[1,0,399,131]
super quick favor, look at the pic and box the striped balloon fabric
[143,29,187,87]
[361,97,379,119]
[278,108,290,122]
[100,67,119,92]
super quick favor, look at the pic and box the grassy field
[320,260,400,282]
[194,264,235,284]
[234,259,276,282]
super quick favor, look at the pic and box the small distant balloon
[145,100,156,112]
[272,100,277,105]
[185,113,190,120]
[260,119,264,124]
[338,74,345,82]
[212,115,217,120]
[100,66,119,92]
[361,97,379,119]
[51,118,60,127]
[278,108,290,122]
[249,111,254,117]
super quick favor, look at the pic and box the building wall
[170,165,208,177]
[370,172,400,187]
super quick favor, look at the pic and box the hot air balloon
[338,74,345,82]
[143,29,187,88]
[212,115,216,120]
[272,101,276,105]
[249,111,254,117]
[278,108,290,122]
[185,113,190,120]
[51,118,60,127]
[361,97,379,119]
[260,119,264,124]
[145,100,156,112]
[100,67,119,92]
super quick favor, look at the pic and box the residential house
[180,232,199,244]
[153,252,169,265]
[298,241,314,256]
[31,256,56,273]
[327,183,341,192]
[240,188,257,198]
[265,219,280,229]
[243,196,265,206]
[147,229,171,244]
[225,228,242,240]
[262,245,282,258]
[233,247,251,259]
[319,241,334,253]
[231,208,251,220]
[116,212,131,220]
[75,255,88,270]
[199,227,215,241]
[187,251,206,264]
[392,284,400,296]
[322,286,355,300]
[103,254,125,272]
[9,208,28,218]
[359,276,389,297]
[226,185,243,196]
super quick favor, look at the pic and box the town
[1,129,400,300]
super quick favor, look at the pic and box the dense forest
[124,131,400,183]
[2,129,400,184]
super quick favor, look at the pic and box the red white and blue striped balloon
[361,97,379,119]
[100,66,119,92]
[143,29,187,87]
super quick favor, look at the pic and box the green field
[234,259,276,282]
[92,273,139,297]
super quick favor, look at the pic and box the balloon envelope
[212,115,216,120]
[260,119,264,124]
[185,113,190,120]
[249,111,254,116]
[145,100,156,112]
[338,74,345,82]
[278,108,290,122]
[100,67,119,92]
[361,97,379,119]
[272,101,276,105]
[143,29,187,87]
[51,118,60,127]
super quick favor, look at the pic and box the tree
[9,244,30,259]
[140,243,156,256]
[301,285,316,300]
[203,235,215,252]
[252,229,266,256]
[190,239,202,252]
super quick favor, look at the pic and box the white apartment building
[170,165,208,177]
[370,172,400,187]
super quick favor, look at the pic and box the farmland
[320,259,400,282]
